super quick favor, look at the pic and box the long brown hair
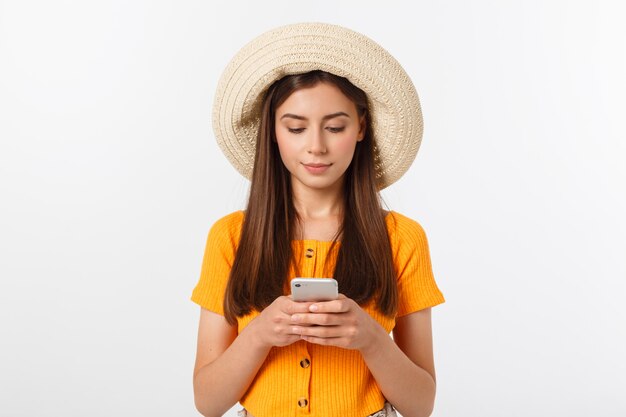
[224,70,397,325]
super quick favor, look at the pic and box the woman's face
[274,82,365,193]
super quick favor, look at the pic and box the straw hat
[212,22,423,189]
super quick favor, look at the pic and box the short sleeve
[190,211,244,316]
[388,212,445,317]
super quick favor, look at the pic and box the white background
[1,1,625,416]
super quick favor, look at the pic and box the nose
[307,128,327,155]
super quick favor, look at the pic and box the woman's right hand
[247,296,313,348]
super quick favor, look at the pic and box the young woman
[191,23,444,417]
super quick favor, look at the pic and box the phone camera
[295,283,301,287]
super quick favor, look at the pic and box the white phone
[290,278,338,302]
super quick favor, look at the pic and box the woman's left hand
[289,294,387,352]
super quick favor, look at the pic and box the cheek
[334,137,359,158]
[274,130,289,151]
[275,135,298,161]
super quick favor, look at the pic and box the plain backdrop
[1,1,625,416]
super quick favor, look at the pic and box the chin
[295,176,344,191]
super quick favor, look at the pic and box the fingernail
[309,304,318,312]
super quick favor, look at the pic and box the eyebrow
[279,112,351,121]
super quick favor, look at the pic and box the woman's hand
[247,296,315,348]
[289,294,387,353]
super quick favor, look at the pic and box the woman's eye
[327,127,345,133]
[288,127,305,134]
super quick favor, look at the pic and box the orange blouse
[191,210,444,417]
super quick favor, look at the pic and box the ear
[357,114,366,142]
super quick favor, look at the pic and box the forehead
[276,82,357,115]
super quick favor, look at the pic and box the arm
[365,308,437,417]
[193,297,314,417]
[192,308,269,417]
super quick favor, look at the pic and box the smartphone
[290,278,338,302]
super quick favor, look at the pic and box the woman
[191,23,444,417]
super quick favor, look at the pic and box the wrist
[359,320,391,359]
[240,317,272,354]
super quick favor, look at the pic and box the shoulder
[207,210,245,246]
[385,211,428,243]
[211,210,244,228]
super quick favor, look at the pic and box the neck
[291,178,345,220]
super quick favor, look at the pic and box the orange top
[191,210,444,417]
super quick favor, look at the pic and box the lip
[302,163,332,174]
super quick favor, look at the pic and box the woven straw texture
[212,22,423,189]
